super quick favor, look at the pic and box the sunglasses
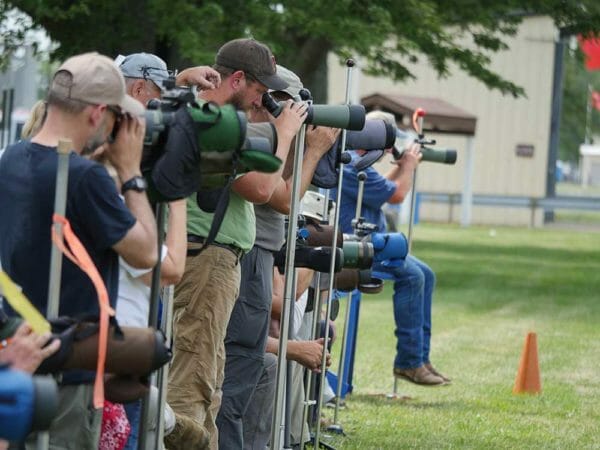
[107,105,124,144]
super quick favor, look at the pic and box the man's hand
[394,142,422,171]
[0,322,60,373]
[305,126,340,157]
[104,115,146,183]
[272,100,308,144]
[288,338,331,372]
[176,66,221,90]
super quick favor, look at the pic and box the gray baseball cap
[270,65,303,99]
[116,53,171,89]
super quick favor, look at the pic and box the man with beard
[0,52,157,449]
[166,39,307,449]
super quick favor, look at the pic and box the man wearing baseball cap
[116,52,222,107]
[166,40,308,449]
[214,64,339,450]
[0,52,158,448]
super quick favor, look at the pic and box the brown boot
[163,413,209,450]
[424,363,451,383]
[393,365,445,386]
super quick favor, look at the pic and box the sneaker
[393,365,445,386]
[163,412,209,450]
[424,363,451,383]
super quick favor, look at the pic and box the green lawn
[316,224,600,449]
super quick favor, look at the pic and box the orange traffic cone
[513,332,542,394]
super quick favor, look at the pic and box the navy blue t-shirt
[0,140,136,318]
[331,154,396,234]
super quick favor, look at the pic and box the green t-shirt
[186,190,255,253]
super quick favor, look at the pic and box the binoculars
[142,80,283,202]
[0,364,58,442]
[262,92,366,131]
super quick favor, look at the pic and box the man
[333,110,450,386]
[216,65,338,450]
[115,52,222,450]
[167,39,307,450]
[0,52,157,448]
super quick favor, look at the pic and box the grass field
[315,224,600,449]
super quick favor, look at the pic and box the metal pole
[330,291,351,429]
[355,172,366,222]
[299,188,331,445]
[314,58,355,447]
[40,138,72,450]
[153,284,175,450]
[139,202,167,450]
[284,266,298,448]
[270,124,307,450]
[406,171,418,254]
[585,84,593,144]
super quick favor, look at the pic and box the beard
[82,117,109,156]
[228,90,247,111]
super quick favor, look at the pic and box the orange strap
[51,213,115,409]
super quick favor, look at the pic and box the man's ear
[88,104,106,128]
[230,70,245,90]
[131,79,147,100]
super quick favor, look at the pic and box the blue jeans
[123,400,141,450]
[372,254,435,369]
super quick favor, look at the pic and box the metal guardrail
[419,192,600,226]
[420,193,600,211]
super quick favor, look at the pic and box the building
[328,15,559,226]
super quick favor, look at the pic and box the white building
[328,16,559,226]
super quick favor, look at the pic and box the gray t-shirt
[254,203,285,252]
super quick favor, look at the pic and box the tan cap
[52,52,144,116]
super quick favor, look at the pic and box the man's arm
[385,143,421,204]
[139,199,187,286]
[265,336,330,372]
[106,115,158,269]
[176,66,221,90]
[232,101,307,204]
[267,126,340,215]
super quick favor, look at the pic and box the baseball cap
[52,52,144,116]
[215,38,288,91]
[301,191,327,222]
[366,110,405,151]
[116,53,171,89]
[270,65,303,99]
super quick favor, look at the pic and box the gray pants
[217,247,274,450]
[241,353,278,450]
[18,384,102,450]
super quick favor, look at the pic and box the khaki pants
[167,245,241,450]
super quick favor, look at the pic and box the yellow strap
[0,270,51,334]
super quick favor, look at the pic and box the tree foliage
[2,0,600,101]
[559,44,600,163]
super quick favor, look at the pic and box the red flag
[592,91,600,111]
[578,36,600,71]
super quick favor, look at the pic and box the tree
[2,0,600,102]
[559,44,600,163]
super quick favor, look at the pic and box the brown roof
[361,93,477,136]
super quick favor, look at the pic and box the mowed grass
[317,224,600,449]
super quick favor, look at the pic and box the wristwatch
[121,176,148,194]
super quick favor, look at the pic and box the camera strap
[195,153,239,253]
